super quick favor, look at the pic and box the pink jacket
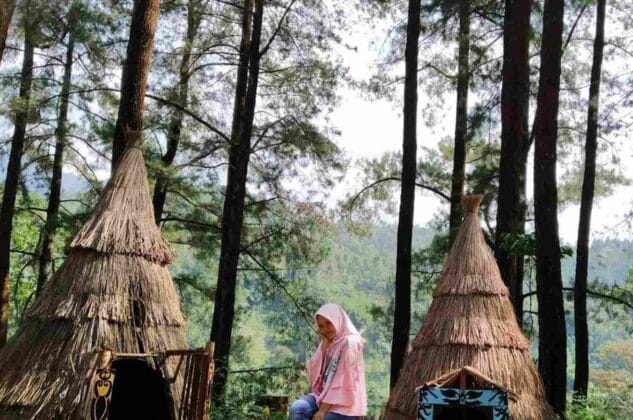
[307,304,367,416]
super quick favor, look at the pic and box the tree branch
[259,0,299,58]
[242,249,316,332]
[10,249,39,257]
[230,365,300,374]
[44,87,230,143]
[240,226,285,251]
[562,4,588,56]
[173,274,215,298]
[523,287,633,310]
[159,216,220,231]
[347,176,450,212]
[245,195,279,208]
[145,92,230,142]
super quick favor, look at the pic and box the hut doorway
[88,344,214,420]
[417,367,512,420]
[108,359,172,420]
[434,406,493,419]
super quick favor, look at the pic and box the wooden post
[97,349,114,369]
[88,350,116,420]
[197,341,215,419]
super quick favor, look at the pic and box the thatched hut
[384,195,555,420]
[0,132,211,419]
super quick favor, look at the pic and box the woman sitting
[288,303,367,420]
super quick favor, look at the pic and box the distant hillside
[562,238,633,286]
[0,158,91,198]
[59,171,91,196]
[235,224,633,412]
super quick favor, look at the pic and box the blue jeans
[288,395,357,420]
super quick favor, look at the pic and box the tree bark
[111,0,161,171]
[0,0,15,64]
[390,0,421,390]
[0,23,35,347]
[210,0,263,402]
[574,0,606,401]
[153,0,200,224]
[448,0,470,245]
[533,0,567,414]
[495,0,532,325]
[37,17,76,296]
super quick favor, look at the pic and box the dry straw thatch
[383,195,556,420]
[0,131,188,419]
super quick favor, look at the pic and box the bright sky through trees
[329,18,633,244]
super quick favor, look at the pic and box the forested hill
[0,159,91,197]
[2,0,633,417]
[212,223,633,417]
[313,225,632,416]
[561,238,633,286]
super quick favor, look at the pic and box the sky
[327,19,633,245]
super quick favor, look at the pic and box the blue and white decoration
[418,386,509,420]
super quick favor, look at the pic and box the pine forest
[0,0,632,419]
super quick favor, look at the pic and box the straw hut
[0,131,209,419]
[384,195,555,420]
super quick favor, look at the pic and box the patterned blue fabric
[418,386,509,420]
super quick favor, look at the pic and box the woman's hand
[313,407,327,420]
[314,402,331,420]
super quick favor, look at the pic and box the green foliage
[411,231,448,287]
[568,386,633,420]
[3,187,97,337]
[2,1,633,417]
[6,192,45,336]
[583,273,633,334]
[213,362,306,419]
[499,232,574,258]
[559,165,631,205]
[171,245,217,347]
[4,187,633,417]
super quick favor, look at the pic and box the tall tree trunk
[0,23,35,347]
[495,0,532,324]
[448,0,470,244]
[37,18,76,296]
[390,0,421,390]
[574,0,606,400]
[533,0,567,414]
[153,0,200,224]
[111,0,160,171]
[210,0,263,402]
[0,0,15,63]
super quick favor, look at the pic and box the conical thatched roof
[0,131,188,418]
[384,195,555,420]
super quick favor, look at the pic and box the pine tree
[37,4,79,295]
[391,0,421,389]
[495,0,532,324]
[0,5,36,347]
[448,0,470,245]
[574,0,606,400]
[0,0,15,63]
[210,0,263,401]
[111,0,161,170]
[533,0,567,413]
[152,0,203,224]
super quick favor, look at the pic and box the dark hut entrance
[108,358,172,419]
[88,343,214,420]
[417,366,512,420]
[434,406,492,420]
